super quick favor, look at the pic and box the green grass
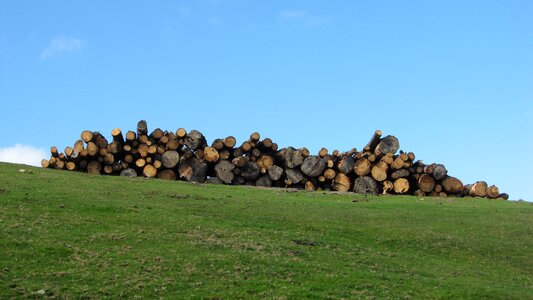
[0,162,532,299]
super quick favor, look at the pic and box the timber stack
[41,121,509,200]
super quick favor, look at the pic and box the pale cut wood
[354,158,372,176]
[203,147,220,163]
[469,181,488,197]
[370,162,388,182]
[257,155,274,170]
[224,136,237,148]
[393,178,409,194]
[319,148,328,157]
[486,185,500,199]
[382,180,394,194]
[81,130,94,143]
[323,168,336,180]
[441,176,463,194]
[333,173,350,192]
[143,164,157,178]
[176,128,187,138]
[305,181,316,192]
[111,128,124,143]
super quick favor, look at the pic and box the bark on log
[432,164,448,181]
[256,175,272,187]
[364,130,382,152]
[81,130,94,143]
[391,169,410,180]
[158,169,176,180]
[137,120,148,136]
[486,185,500,199]
[353,176,379,195]
[203,147,220,163]
[120,168,137,177]
[111,128,124,144]
[286,169,304,185]
[214,160,235,184]
[300,156,326,177]
[241,162,260,181]
[336,156,355,175]
[87,161,101,175]
[224,136,237,148]
[374,135,400,156]
[282,147,305,169]
[184,130,207,151]
[268,165,284,181]
[178,157,208,183]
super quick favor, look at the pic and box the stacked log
[41,120,508,200]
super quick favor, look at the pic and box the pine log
[382,180,394,194]
[212,139,225,150]
[86,142,99,157]
[374,135,400,156]
[418,174,435,193]
[441,176,463,194]
[370,161,388,182]
[469,181,488,197]
[486,185,500,199]
[137,120,148,136]
[41,159,49,168]
[393,178,409,194]
[126,131,136,142]
[323,168,336,180]
[301,156,326,177]
[364,130,382,152]
[66,162,76,171]
[224,136,237,148]
[143,164,157,178]
[135,158,146,168]
[391,156,405,170]
[203,147,220,163]
[354,158,372,176]
[214,160,235,184]
[434,184,443,193]
[268,165,284,181]
[81,130,94,143]
[353,176,379,195]
[333,173,351,192]
[111,128,124,144]
[319,148,328,157]
[305,181,316,192]
[150,128,164,141]
[336,156,355,175]
[257,155,274,170]
[250,132,261,142]
[176,128,187,138]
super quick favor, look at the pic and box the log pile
[41,121,509,200]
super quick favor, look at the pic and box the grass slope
[0,162,532,299]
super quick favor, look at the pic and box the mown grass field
[0,162,532,299]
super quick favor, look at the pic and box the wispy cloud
[279,9,330,27]
[0,144,47,167]
[41,36,85,59]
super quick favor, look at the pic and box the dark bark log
[391,169,410,180]
[241,162,260,181]
[336,156,355,175]
[184,130,207,151]
[353,176,379,195]
[282,147,305,169]
[214,160,235,184]
[178,157,208,183]
[120,168,137,177]
[158,169,177,180]
[374,135,400,156]
[300,156,326,177]
[364,130,382,152]
[256,175,272,187]
[268,165,284,181]
[137,120,148,136]
[286,169,304,185]
[432,164,448,181]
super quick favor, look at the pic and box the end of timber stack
[41,120,509,200]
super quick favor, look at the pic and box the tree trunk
[158,169,176,180]
[178,157,208,183]
[282,147,305,169]
[184,130,207,151]
[256,175,272,187]
[120,168,137,177]
[286,169,304,185]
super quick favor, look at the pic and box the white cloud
[279,9,307,19]
[0,144,47,167]
[41,36,85,59]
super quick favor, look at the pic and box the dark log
[212,139,225,150]
[137,120,148,136]
[178,157,208,183]
[87,161,101,175]
[241,162,260,181]
[364,130,382,152]
[374,135,400,156]
[300,156,326,177]
[120,168,137,177]
[282,147,305,169]
[498,193,509,200]
[214,160,235,184]
[432,164,448,181]
[286,169,304,185]
[256,175,272,187]
[184,130,207,151]
[391,169,410,180]
[353,176,379,195]
[336,156,355,175]
[206,177,224,184]
[268,165,284,181]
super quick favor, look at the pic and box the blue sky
[1,1,532,200]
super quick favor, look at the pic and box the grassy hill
[0,162,532,299]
